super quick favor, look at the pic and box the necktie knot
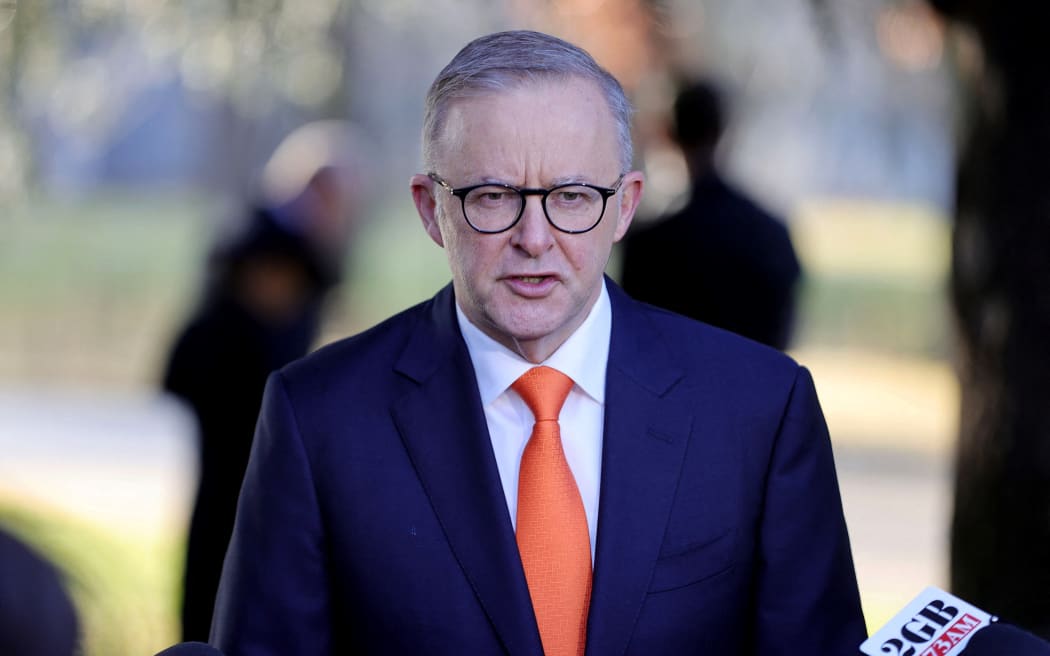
[512,366,574,422]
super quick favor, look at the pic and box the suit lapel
[390,286,541,655]
[586,280,694,656]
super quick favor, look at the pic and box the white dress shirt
[456,282,611,562]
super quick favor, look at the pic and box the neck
[509,336,562,365]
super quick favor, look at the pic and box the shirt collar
[456,281,612,406]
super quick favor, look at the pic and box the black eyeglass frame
[427,172,626,234]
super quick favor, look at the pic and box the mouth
[505,274,558,296]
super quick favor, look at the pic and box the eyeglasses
[428,172,625,234]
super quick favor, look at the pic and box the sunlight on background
[1,0,960,651]
[789,198,955,631]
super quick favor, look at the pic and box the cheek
[558,241,600,279]
[440,219,468,253]
[437,211,469,255]
[564,232,615,274]
[440,222,492,276]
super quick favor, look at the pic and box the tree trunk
[932,0,1050,637]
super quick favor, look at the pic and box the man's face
[411,76,644,363]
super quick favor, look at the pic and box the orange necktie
[513,366,591,656]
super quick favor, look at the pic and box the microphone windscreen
[860,586,996,656]
[962,623,1050,655]
[153,642,225,656]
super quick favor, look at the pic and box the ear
[611,170,645,242]
[410,174,445,247]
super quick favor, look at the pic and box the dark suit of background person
[0,526,79,656]
[620,80,802,351]
[211,31,866,655]
[161,121,363,642]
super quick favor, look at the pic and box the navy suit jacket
[212,278,866,655]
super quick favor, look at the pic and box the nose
[510,195,555,256]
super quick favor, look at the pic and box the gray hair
[422,30,634,173]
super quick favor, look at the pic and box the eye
[466,186,517,207]
[549,186,599,208]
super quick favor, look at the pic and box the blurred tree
[0,0,352,198]
[929,0,1050,638]
[0,0,36,198]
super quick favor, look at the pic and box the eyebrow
[549,175,592,186]
[475,174,599,187]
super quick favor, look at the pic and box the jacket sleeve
[211,371,332,656]
[754,366,868,655]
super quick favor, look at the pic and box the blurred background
[0,0,986,653]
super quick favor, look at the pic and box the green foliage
[796,272,952,357]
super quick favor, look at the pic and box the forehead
[434,77,620,180]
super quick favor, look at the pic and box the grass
[0,497,182,656]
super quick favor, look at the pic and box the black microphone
[153,642,225,656]
[961,623,1050,655]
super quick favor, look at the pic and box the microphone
[860,586,1050,655]
[962,623,1050,655]
[153,642,225,656]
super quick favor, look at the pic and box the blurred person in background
[0,525,79,656]
[161,119,366,641]
[211,30,864,655]
[620,79,802,351]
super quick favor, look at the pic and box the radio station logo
[860,586,995,656]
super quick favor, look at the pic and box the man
[212,30,866,655]
[620,79,802,350]
[163,120,363,641]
